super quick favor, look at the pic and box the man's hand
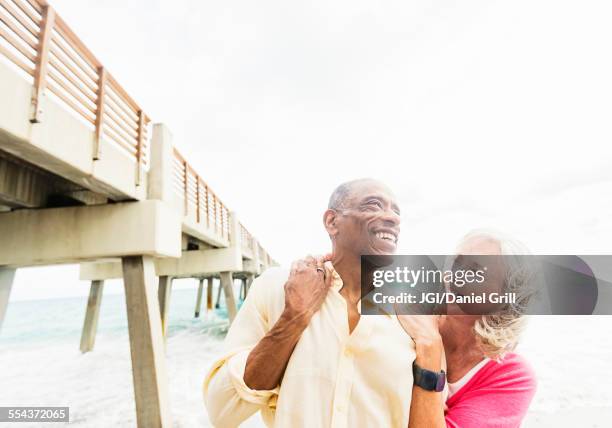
[243,254,333,391]
[283,255,333,323]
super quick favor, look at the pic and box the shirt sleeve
[203,269,283,427]
[444,355,537,428]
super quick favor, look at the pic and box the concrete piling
[80,280,104,353]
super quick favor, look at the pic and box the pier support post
[158,276,172,338]
[0,268,16,334]
[206,278,213,311]
[239,278,246,300]
[121,256,172,428]
[220,271,237,322]
[246,273,255,295]
[80,280,104,353]
[215,278,222,309]
[194,278,204,318]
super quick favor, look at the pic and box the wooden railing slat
[107,73,141,117]
[106,84,139,123]
[12,0,41,24]
[0,21,36,61]
[102,124,138,154]
[0,6,38,49]
[24,0,43,14]
[46,79,95,124]
[104,113,138,150]
[0,0,39,37]
[104,94,138,132]
[50,33,98,83]
[53,13,101,69]
[0,40,32,73]
[104,107,138,139]
[47,67,96,114]
[48,51,97,93]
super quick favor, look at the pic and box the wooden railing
[240,223,256,255]
[172,148,230,241]
[1,0,273,257]
[0,0,150,180]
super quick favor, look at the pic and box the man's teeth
[375,232,396,243]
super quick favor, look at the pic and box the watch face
[422,370,438,390]
[435,371,446,392]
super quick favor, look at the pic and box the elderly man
[203,178,415,427]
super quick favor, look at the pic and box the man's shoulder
[247,267,289,319]
[255,266,289,288]
[250,267,290,298]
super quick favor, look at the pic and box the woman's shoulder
[445,353,538,426]
[477,352,537,390]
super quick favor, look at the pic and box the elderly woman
[397,230,537,428]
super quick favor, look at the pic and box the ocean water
[1,285,611,427]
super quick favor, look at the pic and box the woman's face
[444,236,506,316]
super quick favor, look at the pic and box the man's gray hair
[328,178,379,210]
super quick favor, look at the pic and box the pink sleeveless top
[445,353,537,428]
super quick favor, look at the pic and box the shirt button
[344,348,352,358]
[336,404,344,412]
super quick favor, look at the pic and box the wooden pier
[0,1,276,426]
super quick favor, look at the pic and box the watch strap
[413,362,446,392]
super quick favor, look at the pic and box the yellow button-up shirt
[203,263,417,427]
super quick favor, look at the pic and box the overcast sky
[9,0,612,300]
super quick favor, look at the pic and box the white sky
[9,0,612,300]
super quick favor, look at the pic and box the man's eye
[366,201,383,209]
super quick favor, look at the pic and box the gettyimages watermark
[360,255,612,316]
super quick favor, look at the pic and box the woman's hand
[395,312,443,345]
[395,310,444,372]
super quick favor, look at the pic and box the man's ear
[323,209,339,237]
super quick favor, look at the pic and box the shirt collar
[325,261,392,317]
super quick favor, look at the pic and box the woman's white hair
[455,229,537,360]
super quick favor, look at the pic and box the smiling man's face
[328,180,401,257]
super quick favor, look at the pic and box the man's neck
[331,253,362,303]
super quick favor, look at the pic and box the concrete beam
[0,268,16,333]
[79,247,244,281]
[0,155,55,207]
[0,200,181,267]
[242,259,261,275]
[64,190,108,206]
[122,256,172,428]
[80,280,104,353]
[156,247,242,278]
[182,218,230,249]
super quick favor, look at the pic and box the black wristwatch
[413,362,446,392]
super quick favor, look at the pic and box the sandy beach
[1,288,611,427]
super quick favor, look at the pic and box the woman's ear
[323,209,339,237]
